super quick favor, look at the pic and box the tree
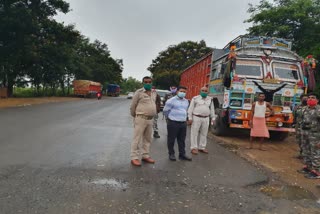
[76,40,122,85]
[0,0,123,97]
[148,40,212,88]
[0,0,70,96]
[246,0,320,57]
[119,77,142,94]
[152,70,180,90]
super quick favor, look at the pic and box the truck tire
[211,114,228,136]
[270,131,289,140]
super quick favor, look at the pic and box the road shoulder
[208,132,320,200]
[0,97,82,108]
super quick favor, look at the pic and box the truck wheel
[270,131,289,140]
[211,114,228,136]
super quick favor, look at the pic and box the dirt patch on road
[0,97,81,108]
[208,131,320,199]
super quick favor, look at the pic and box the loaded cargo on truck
[180,35,307,139]
[73,80,102,97]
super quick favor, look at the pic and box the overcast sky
[55,0,261,81]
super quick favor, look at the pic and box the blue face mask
[170,87,177,94]
[177,92,186,98]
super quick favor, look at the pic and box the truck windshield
[235,60,263,78]
[272,62,300,81]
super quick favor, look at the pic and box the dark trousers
[167,120,187,156]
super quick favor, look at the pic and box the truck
[180,35,306,139]
[107,84,120,97]
[73,80,102,97]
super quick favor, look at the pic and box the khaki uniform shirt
[188,95,215,119]
[130,88,157,117]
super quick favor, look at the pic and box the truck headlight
[277,122,283,127]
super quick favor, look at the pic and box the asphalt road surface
[0,97,318,214]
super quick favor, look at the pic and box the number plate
[267,122,277,127]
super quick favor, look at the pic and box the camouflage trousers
[153,113,159,132]
[303,132,320,172]
[302,132,312,168]
[295,128,304,155]
[309,134,320,172]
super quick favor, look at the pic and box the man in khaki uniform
[130,76,157,166]
[187,86,215,154]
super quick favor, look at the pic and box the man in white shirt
[187,87,215,155]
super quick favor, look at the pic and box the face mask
[177,92,186,98]
[200,92,208,98]
[307,99,318,107]
[143,83,152,91]
[302,100,308,105]
[170,88,177,94]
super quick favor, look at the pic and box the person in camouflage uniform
[300,93,320,179]
[293,94,308,159]
[152,86,161,138]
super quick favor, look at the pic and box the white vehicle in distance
[127,92,134,99]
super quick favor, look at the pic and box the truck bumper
[267,127,295,132]
[229,124,295,133]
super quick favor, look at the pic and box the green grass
[13,87,74,98]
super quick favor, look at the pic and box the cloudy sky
[55,0,261,81]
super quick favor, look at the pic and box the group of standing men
[129,76,320,179]
[294,93,320,179]
[129,76,215,166]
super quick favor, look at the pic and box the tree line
[0,0,123,97]
[1,0,319,97]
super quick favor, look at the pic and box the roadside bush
[13,87,74,97]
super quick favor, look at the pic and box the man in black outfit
[253,81,287,102]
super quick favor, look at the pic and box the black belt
[193,114,209,118]
[168,119,186,123]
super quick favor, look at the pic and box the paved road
[0,97,316,213]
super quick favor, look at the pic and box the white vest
[254,101,266,118]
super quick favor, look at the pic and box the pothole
[260,185,316,201]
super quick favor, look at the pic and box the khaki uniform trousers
[131,116,153,160]
[190,116,209,150]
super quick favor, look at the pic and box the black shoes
[179,155,192,161]
[305,171,320,179]
[169,154,176,161]
[153,131,160,138]
[297,168,309,174]
[169,154,192,161]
